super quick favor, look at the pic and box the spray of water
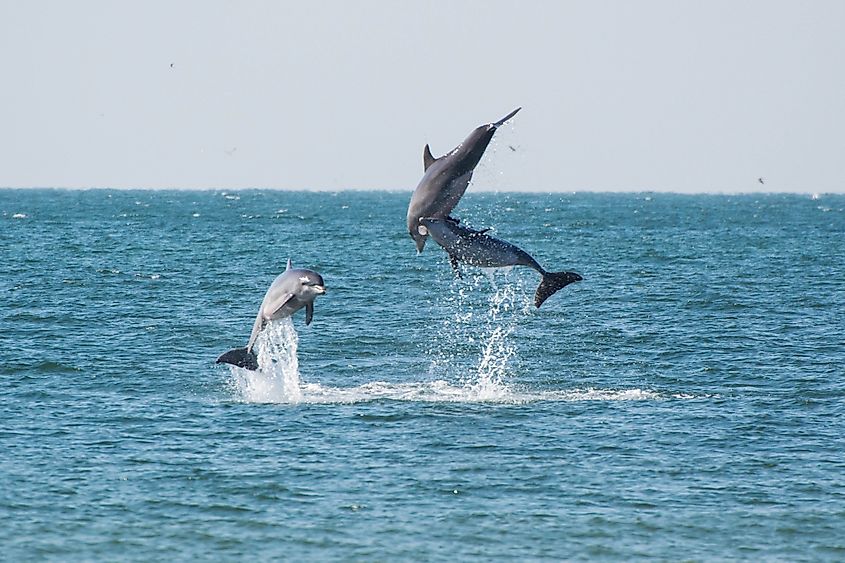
[227,318,303,404]
[467,276,529,399]
[425,269,532,400]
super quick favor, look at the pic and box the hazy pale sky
[2,1,844,192]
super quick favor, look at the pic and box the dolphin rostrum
[216,259,326,370]
[407,107,521,253]
[419,217,582,308]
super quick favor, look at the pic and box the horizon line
[1,185,841,196]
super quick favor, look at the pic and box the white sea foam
[264,381,689,405]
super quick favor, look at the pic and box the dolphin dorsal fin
[286,258,292,271]
[423,144,436,171]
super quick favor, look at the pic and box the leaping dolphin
[216,259,326,370]
[407,107,521,253]
[419,217,582,308]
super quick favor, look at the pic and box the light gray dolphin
[407,107,521,253]
[419,217,582,308]
[216,259,326,370]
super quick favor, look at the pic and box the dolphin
[419,217,582,308]
[216,259,326,370]
[407,107,521,253]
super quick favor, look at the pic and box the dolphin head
[418,216,441,232]
[453,126,497,169]
[296,270,326,299]
[450,107,521,173]
[410,225,427,253]
[419,217,462,248]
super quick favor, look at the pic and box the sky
[2,0,844,193]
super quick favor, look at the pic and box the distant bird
[225,147,237,156]
[508,145,517,152]
[758,177,765,185]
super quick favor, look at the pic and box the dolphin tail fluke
[216,347,259,371]
[494,107,522,127]
[535,271,582,308]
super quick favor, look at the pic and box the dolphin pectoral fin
[423,144,436,171]
[305,302,314,325]
[493,107,521,127]
[449,255,462,279]
[535,271,582,308]
[216,347,259,371]
[266,293,295,318]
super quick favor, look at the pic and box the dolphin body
[216,259,326,370]
[419,217,582,308]
[407,107,521,253]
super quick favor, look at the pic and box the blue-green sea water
[1,188,844,561]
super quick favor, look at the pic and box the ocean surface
[1,188,844,561]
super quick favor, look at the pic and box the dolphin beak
[493,107,521,127]
[315,285,326,294]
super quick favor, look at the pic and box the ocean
[1,188,843,561]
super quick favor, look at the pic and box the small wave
[548,388,663,401]
[299,383,697,405]
[298,379,515,404]
[33,360,83,374]
[228,377,696,405]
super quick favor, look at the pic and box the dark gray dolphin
[419,217,582,308]
[217,259,326,370]
[407,107,521,253]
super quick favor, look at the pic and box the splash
[220,273,698,406]
[227,318,303,404]
[428,270,531,399]
[468,281,521,400]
